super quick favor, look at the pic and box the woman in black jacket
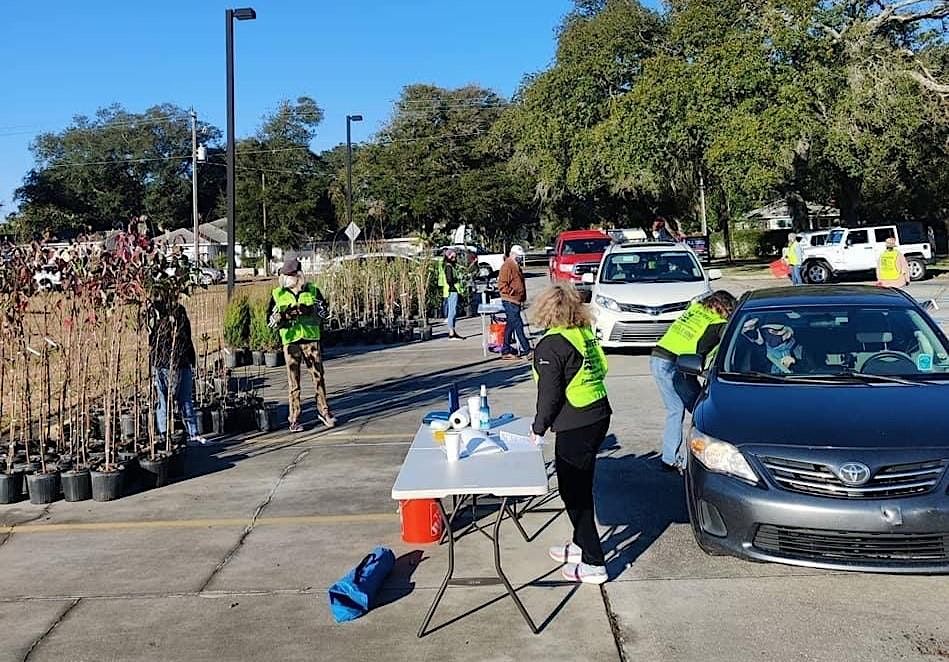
[531,283,612,584]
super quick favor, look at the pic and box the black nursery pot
[264,351,283,368]
[61,469,92,502]
[169,445,187,478]
[90,469,124,502]
[138,454,170,489]
[0,471,24,504]
[27,472,60,505]
[251,350,265,366]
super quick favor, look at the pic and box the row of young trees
[8,0,949,249]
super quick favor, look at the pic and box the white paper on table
[458,429,505,457]
[499,430,542,453]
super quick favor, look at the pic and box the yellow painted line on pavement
[0,512,397,535]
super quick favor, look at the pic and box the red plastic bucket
[399,499,444,544]
[489,322,506,347]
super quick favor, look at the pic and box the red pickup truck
[548,229,613,287]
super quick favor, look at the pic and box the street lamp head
[348,114,364,122]
[232,7,256,20]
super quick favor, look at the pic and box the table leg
[418,500,455,638]
[481,313,488,357]
[505,499,531,543]
[493,497,539,634]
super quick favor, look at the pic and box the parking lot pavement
[2,273,949,661]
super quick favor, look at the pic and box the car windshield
[562,238,611,255]
[599,251,704,283]
[722,306,949,379]
[827,230,845,245]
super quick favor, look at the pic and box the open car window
[722,306,949,378]
[600,251,704,284]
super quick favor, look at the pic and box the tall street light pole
[191,108,199,265]
[346,114,363,254]
[225,7,256,299]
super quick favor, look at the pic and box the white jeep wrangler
[802,223,933,284]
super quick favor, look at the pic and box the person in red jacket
[497,245,531,359]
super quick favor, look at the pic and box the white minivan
[584,242,722,348]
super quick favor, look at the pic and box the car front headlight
[688,429,758,483]
[594,295,621,312]
[557,263,575,273]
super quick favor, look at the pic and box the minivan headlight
[594,295,621,312]
[688,429,758,483]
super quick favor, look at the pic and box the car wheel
[803,261,831,284]
[907,257,926,282]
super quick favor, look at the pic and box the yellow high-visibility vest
[879,249,902,281]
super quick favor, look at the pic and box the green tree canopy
[13,104,222,236]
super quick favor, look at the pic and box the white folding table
[391,417,549,637]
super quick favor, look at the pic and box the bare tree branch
[907,69,949,95]
[867,0,949,32]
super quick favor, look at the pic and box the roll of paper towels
[449,408,470,430]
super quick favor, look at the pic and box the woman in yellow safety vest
[876,237,909,288]
[650,291,737,471]
[531,283,612,585]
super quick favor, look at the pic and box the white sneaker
[548,542,582,564]
[562,562,608,585]
[188,435,214,446]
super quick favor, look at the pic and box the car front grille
[754,525,949,563]
[760,457,946,499]
[573,262,599,276]
[617,300,690,315]
[608,321,672,343]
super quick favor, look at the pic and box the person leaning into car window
[650,291,737,471]
[740,319,811,375]
[531,283,612,585]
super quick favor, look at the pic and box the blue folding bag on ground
[328,546,395,623]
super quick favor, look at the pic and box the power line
[48,154,192,168]
[0,114,189,139]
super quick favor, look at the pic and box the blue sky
[0,0,576,212]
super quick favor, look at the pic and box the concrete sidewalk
[1,274,948,661]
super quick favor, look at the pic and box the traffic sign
[345,222,361,243]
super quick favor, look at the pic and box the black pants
[555,417,610,566]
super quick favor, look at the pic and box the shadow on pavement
[594,447,689,578]
[375,550,426,610]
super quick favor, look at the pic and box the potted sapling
[249,298,269,367]
[222,294,251,368]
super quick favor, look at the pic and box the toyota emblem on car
[837,462,872,486]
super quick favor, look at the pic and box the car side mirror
[707,268,722,281]
[677,354,704,376]
[581,272,595,285]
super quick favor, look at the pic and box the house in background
[739,200,840,231]
[157,218,251,266]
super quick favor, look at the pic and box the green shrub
[222,294,251,348]
[249,297,279,350]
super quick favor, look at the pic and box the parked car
[585,242,722,348]
[548,229,613,288]
[435,245,504,281]
[679,285,949,573]
[683,235,709,259]
[198,266,224,285]
[802,223,933,284]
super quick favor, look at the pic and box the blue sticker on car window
[917,354,933,371]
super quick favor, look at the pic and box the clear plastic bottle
[478,384,490,431]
